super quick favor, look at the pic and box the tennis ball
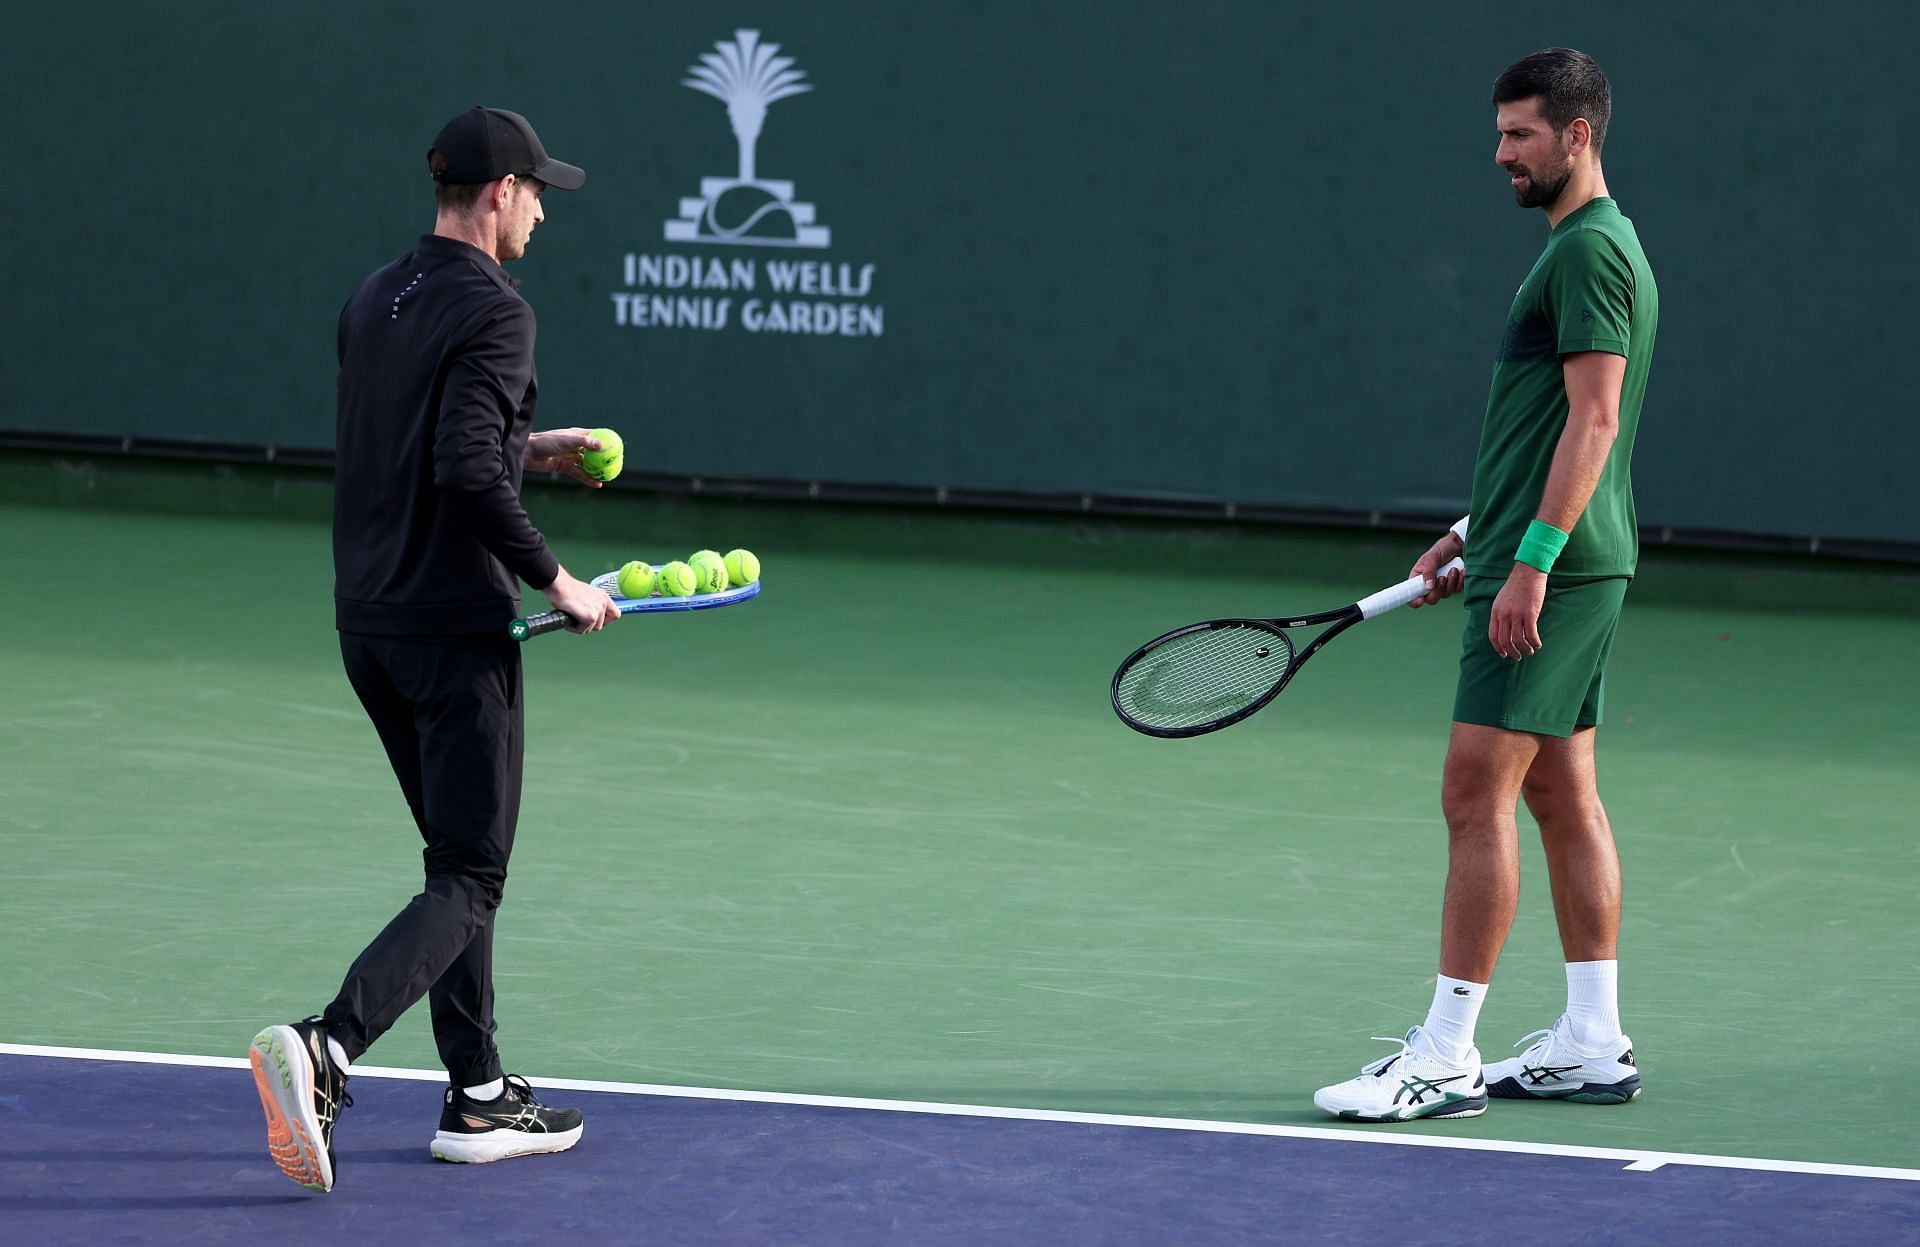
[579,429,624,482]
[723,548,760,585]
[691,557,729,594]
[655,560,697,597]
[688,549,727,591]
[615,560,654,599]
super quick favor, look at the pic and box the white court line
[4,1041,1915,1184]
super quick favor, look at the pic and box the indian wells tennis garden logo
[611,29,885,338]
[666,28,829,249]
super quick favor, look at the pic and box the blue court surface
[3,1048,1915,1245]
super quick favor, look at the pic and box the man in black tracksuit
[248,107,620,1194]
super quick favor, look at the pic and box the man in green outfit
[1315,47,1658,1122]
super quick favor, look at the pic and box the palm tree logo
[664,29,831,248]
[683,28,812,184]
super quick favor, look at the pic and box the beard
[496,227,530,262]
[1509,151,1573,209]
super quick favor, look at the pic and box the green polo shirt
[1466,197,1658,579]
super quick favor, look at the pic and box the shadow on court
[3,1054,1913,1247]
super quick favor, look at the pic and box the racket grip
[509,610,572,641]
[1358,556,1467,619]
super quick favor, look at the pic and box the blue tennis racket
[510,569,760,640]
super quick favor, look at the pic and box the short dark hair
[427,149,488,214]
[1492,48,1612,154]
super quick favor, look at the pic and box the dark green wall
[5,3,1914,542]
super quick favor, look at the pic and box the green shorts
[1453,576,1630,738]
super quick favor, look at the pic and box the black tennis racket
[1110,557,1465,738]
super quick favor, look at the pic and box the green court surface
[3,456,1917,1171]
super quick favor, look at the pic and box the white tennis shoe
[1483,1015,1641,1104]
[1313,1026,1487,1122]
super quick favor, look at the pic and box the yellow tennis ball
[688,550,726,589]
[655,560,697,597]
[615,560,654,599]
[579,429,624,482]
[723,548,760,585]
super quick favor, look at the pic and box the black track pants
[323,632,523,1086]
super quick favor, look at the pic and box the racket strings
[1114,625,1295,731]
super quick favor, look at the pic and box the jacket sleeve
[433,299,561,591]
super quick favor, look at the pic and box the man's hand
[1408,532,1467,608]
[541,567,620,634]
[527,428,613,488]
[1489,563,1548,658]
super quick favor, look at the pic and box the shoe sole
[1487,1074,1641,1104]
[248,1026,334,1192]
[1330,1092,1489,1123]
[430,1122,585,1164]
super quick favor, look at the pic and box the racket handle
[1358,556,1467,619]
[509,610,572,641]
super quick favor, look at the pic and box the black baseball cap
[428,106,585,190]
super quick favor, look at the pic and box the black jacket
[333,235,561,637]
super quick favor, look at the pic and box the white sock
[325,1037,350,1074]
[1419,974,1488,1065]
[1565,960,1621,1048]
[463,1077,504,1101]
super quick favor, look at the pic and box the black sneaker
[248,1017,352,1192]
[430,1074,585,1164]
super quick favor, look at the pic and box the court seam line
[6,1041,1914,1184]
